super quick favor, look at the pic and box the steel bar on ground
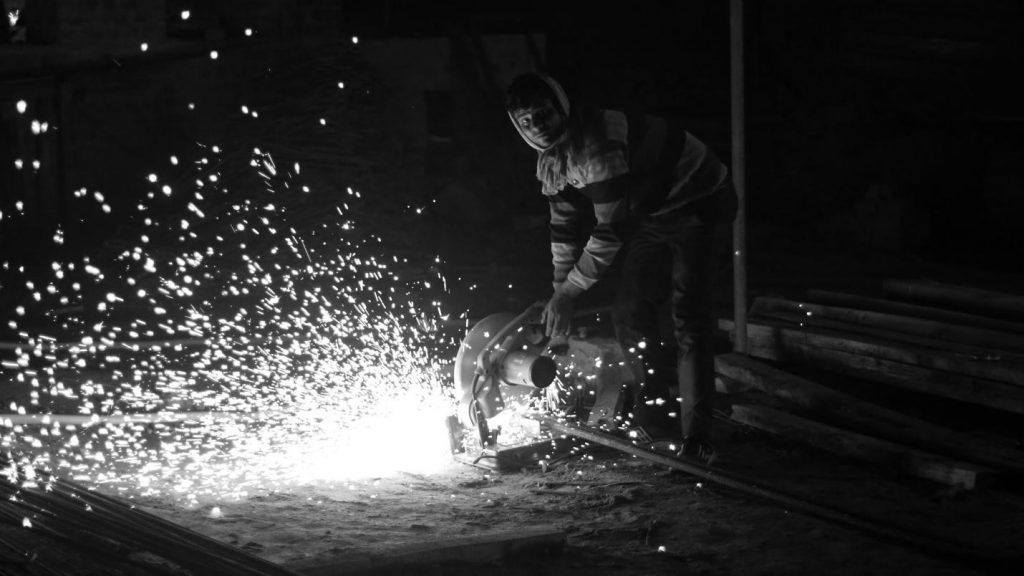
[534,415,1015,563]
[1,457,305,576]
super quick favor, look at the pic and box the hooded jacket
[510,75,730,296]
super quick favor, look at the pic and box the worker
[505,72,736,464]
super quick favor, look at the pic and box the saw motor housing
[454,307,634,450]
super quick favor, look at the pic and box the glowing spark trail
[2,142,458,506]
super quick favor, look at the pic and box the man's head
[506,73,571,151]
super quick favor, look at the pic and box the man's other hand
[542,291,574,337]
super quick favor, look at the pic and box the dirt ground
[132,411,1022,576]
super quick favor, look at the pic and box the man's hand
[542,290,574,337]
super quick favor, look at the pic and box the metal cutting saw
[448,303,636,470]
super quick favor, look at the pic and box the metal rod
[730,0,748,354]
[535,416,1011,563]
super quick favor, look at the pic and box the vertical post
[730,0,748,354]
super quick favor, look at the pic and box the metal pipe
[730,0,748,354]
[500,350,556,388]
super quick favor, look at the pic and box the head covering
[506,73,571,152]
[506,73,575,195]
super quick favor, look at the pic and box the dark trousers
[612,184,735,441]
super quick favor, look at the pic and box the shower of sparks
[2,140,459,505]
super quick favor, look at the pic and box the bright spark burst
[2,141,459,505]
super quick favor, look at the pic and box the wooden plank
[750,306,1024,366]
[752,296,1024,355]
[884,279,1024,322]
[730,404,990,490]
[805,289,1024,336]
[715,353,1024,472]
[288,528,566,576]
[718,319,1024,415]
[720,316,1024,387]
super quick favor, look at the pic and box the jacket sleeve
[548,193,585,290]
[552,110,631,297]
[563,168,630,296]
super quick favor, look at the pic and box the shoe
[678,437,717,466]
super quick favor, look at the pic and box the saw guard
[454,312,515,427]
[454,304,556,428]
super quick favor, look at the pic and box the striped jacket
[541,107,729,295]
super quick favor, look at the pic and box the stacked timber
[717,279,1024,491]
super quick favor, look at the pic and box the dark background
[2,0,1024,282]
[329,0,1024,275]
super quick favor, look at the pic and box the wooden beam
[750,305,1024,366]
[751,296,1024,355]
[288,528,566,576]
[730,404,991,490]
[720,316,1024,387]
[715,353,1024,472]
[718,319,1024,415]
[805,289,1024,336]
[884,279,1024,322]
